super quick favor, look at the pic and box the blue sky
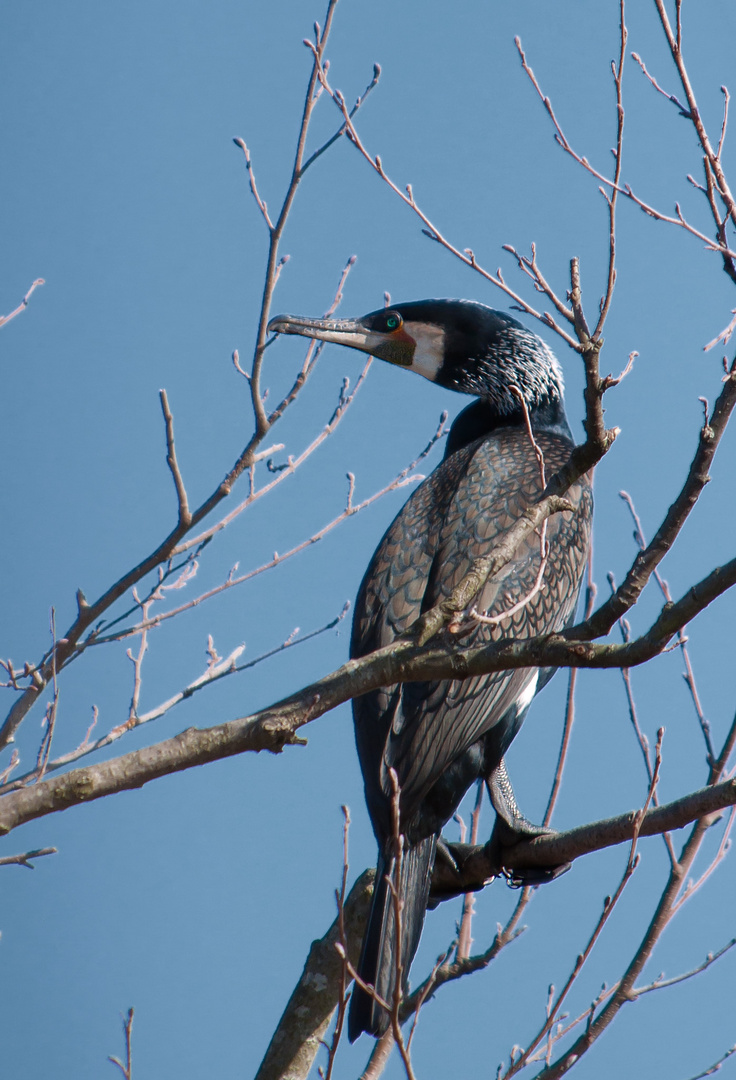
[2,2,735,1078]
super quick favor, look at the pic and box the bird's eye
[384,311,403,332]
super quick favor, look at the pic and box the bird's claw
[500,861,571,889]
[485,759,569,887]
[485,818,570,889]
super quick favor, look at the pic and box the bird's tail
[347,834,436,1042]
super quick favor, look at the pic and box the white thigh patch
[516,672,539,714]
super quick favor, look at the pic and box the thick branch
[431,779,736,895]
[248,778,736,1077]
[254,869,375,1080]
[1,552,735,836]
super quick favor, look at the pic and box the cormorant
[268,299,592,1041]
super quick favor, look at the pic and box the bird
[267,299,592,1040]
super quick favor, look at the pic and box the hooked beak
[267,312,416,367]
[267,313,374,351]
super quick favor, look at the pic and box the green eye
[385,312,403,331]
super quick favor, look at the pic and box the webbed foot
[486,759,570,888]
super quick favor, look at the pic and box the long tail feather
[348,835,436,1041]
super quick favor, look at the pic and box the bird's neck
[443,394,573,459]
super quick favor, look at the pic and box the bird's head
[268,299,564,418]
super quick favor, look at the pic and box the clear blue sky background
[2,2,735,1078]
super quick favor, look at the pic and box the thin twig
[680,1044,736,1080]
[36,609,59,781]
[108,1008,134,1080]
[1,608,348,792]
[544,548,597,826]
[175,257,362,554]
[402,891,531,1020]
[594,0,626,338]
[516,37,736,266]
[301,64,381,174]
[631,52,689,115]
[618,489,715,764]
[716,87,730,163]
[607,567,677,868]
[582,362,736,642]
[0,1,350,757]
[0,846,57,869]
[0,279,44,329]
[670,805,734,916]
[456,781,484,960]
[385,768,418,1080]
[159,390,191,527]
[321,807,352,1080]
[654,0,736,231]
[533,706,736,1078]
[233,139,274,230]
[304,40,582,351]
[502,729,662,1078]
[245,0,342,439]
[704,310,736,353]
[90,408,437,644]
[633,937,736,996]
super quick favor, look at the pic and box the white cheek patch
[516,671,539,714]
[408,323,446,382]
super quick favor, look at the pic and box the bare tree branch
[107,1008,134,1080]
[582,361,736,640]
[159,390,191,528]
[544,552,597,826]
[500,728,661,1079]
[432,780,736,896]
[254,869,375,1080]
[0,278,44,329]
[519,36,736,267]
[594,0,626,338]
[0,609,349,793]
[3,549,736,836]
[525,689,736,1079]
[681,1044,736,1080]
[633,937,736,997]
[0,846,57,869]
[0,0,351,758]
